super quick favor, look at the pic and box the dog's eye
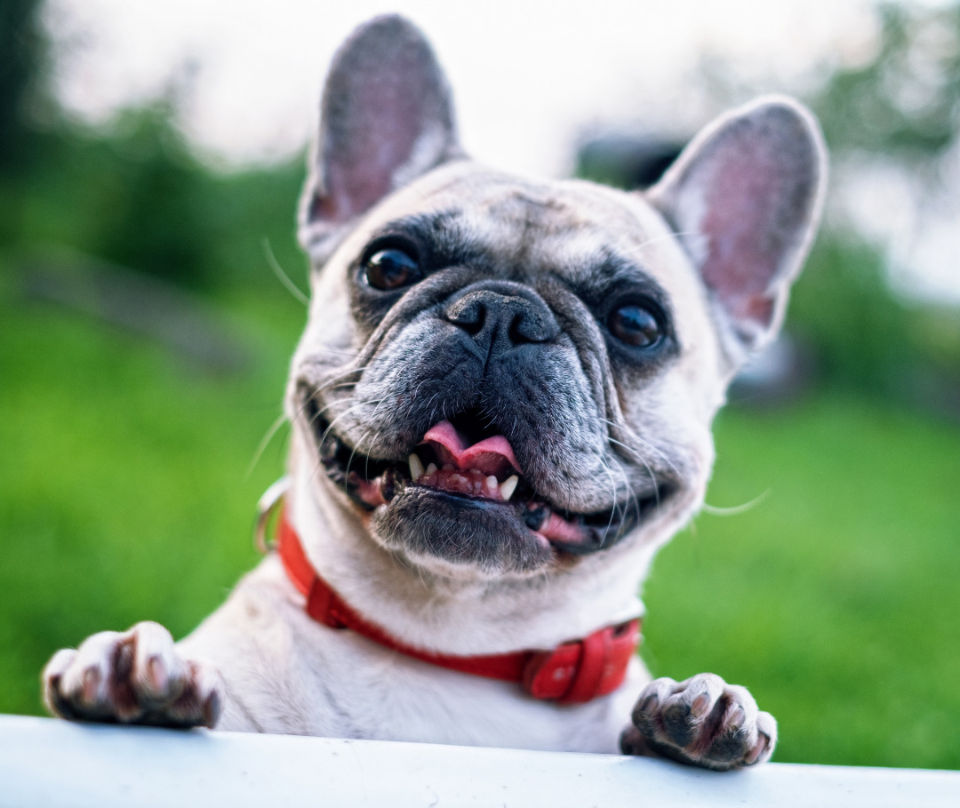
[608,302,663,349]
[363,247,422,291]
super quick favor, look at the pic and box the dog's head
[287,16,825,583]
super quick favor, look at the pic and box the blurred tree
[802,1,960,407]
[814,2,960,163]
[0,0,46,175]
[90,100,218,287]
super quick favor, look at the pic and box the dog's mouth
[304,399,672,555]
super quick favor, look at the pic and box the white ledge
[1,715,958,807]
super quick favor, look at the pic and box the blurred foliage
[813,2,960,162]
[647,394,960,769]
[1,108,305,289]
[0,0,46,173]
[797,1,960,404]
[0,3,305,289]
[792,237,960,408]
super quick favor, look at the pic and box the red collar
[276,510,640,704]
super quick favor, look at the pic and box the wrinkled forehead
[357,162,699,296]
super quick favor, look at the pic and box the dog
[42,15,825,771]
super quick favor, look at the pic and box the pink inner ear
[699,146,786,321]
[306,16,458,231]
[325,83,425,220]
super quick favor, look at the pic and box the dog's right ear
[298,15,462,259]
[647,97,826,370]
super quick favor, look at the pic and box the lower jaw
[370,486,556,575]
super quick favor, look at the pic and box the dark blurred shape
[792,238,960,420]
[1,99,224,288]
[0,0,46,175]
[729,334,817,408]
[87,101,219,287]
[0,5,305,291]
[576,134,683,190]
[3,91,306,292]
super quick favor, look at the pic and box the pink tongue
[421,421,521,477]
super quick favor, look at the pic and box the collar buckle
[522,619,641,703]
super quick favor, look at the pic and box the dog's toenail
[147,657,167,692]
[203,690,221,727]
[691,692,710,716]
[81,668,100,703]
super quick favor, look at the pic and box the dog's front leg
[42,621,222,728]
[619,673,776,770]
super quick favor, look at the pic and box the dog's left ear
[648,96,827,367]
[299,15,462,258]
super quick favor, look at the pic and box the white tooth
[408,453,424,481]
[486,475,498,491]
[426,463,438,476]
[500,475,519,501]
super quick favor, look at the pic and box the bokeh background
[1,0,958,769]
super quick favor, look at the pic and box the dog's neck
[286,434,696,655]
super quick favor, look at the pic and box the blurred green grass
[1,273,958,770]
[643,395,960,769]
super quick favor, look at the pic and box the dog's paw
[42,621,222,728]
[620,673,776,771]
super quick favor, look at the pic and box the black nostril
[447,300,486,336]
[507,313,528,345]
[444,285,560,349]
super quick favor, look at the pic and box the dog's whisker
[598,418,667,505]
[262,237,310,307]
[611,457,643,534]
[600,416,684,483]
[324,380,366,393]
[311,364,373,394]
[307,392,369,426]
[245,413,289,480]
[591,454,621,540]
[606,434,666,508]
[304,398,387,490]
[618,461,643,535]
[317,399,387,449]
[619,229,708,261]
[702,490,770,517]
[344,430,371,494]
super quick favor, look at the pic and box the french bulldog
[42,15,825,771]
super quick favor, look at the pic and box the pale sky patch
[42,0,960,302]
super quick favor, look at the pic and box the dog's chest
[300,630,634,752]
[185,561,635,753]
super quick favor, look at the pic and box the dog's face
[287,17,825,582]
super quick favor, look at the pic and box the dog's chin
[373,487,553,577]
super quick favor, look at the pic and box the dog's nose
[444,284,560,350]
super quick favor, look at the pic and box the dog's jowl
[43,15,825,770]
